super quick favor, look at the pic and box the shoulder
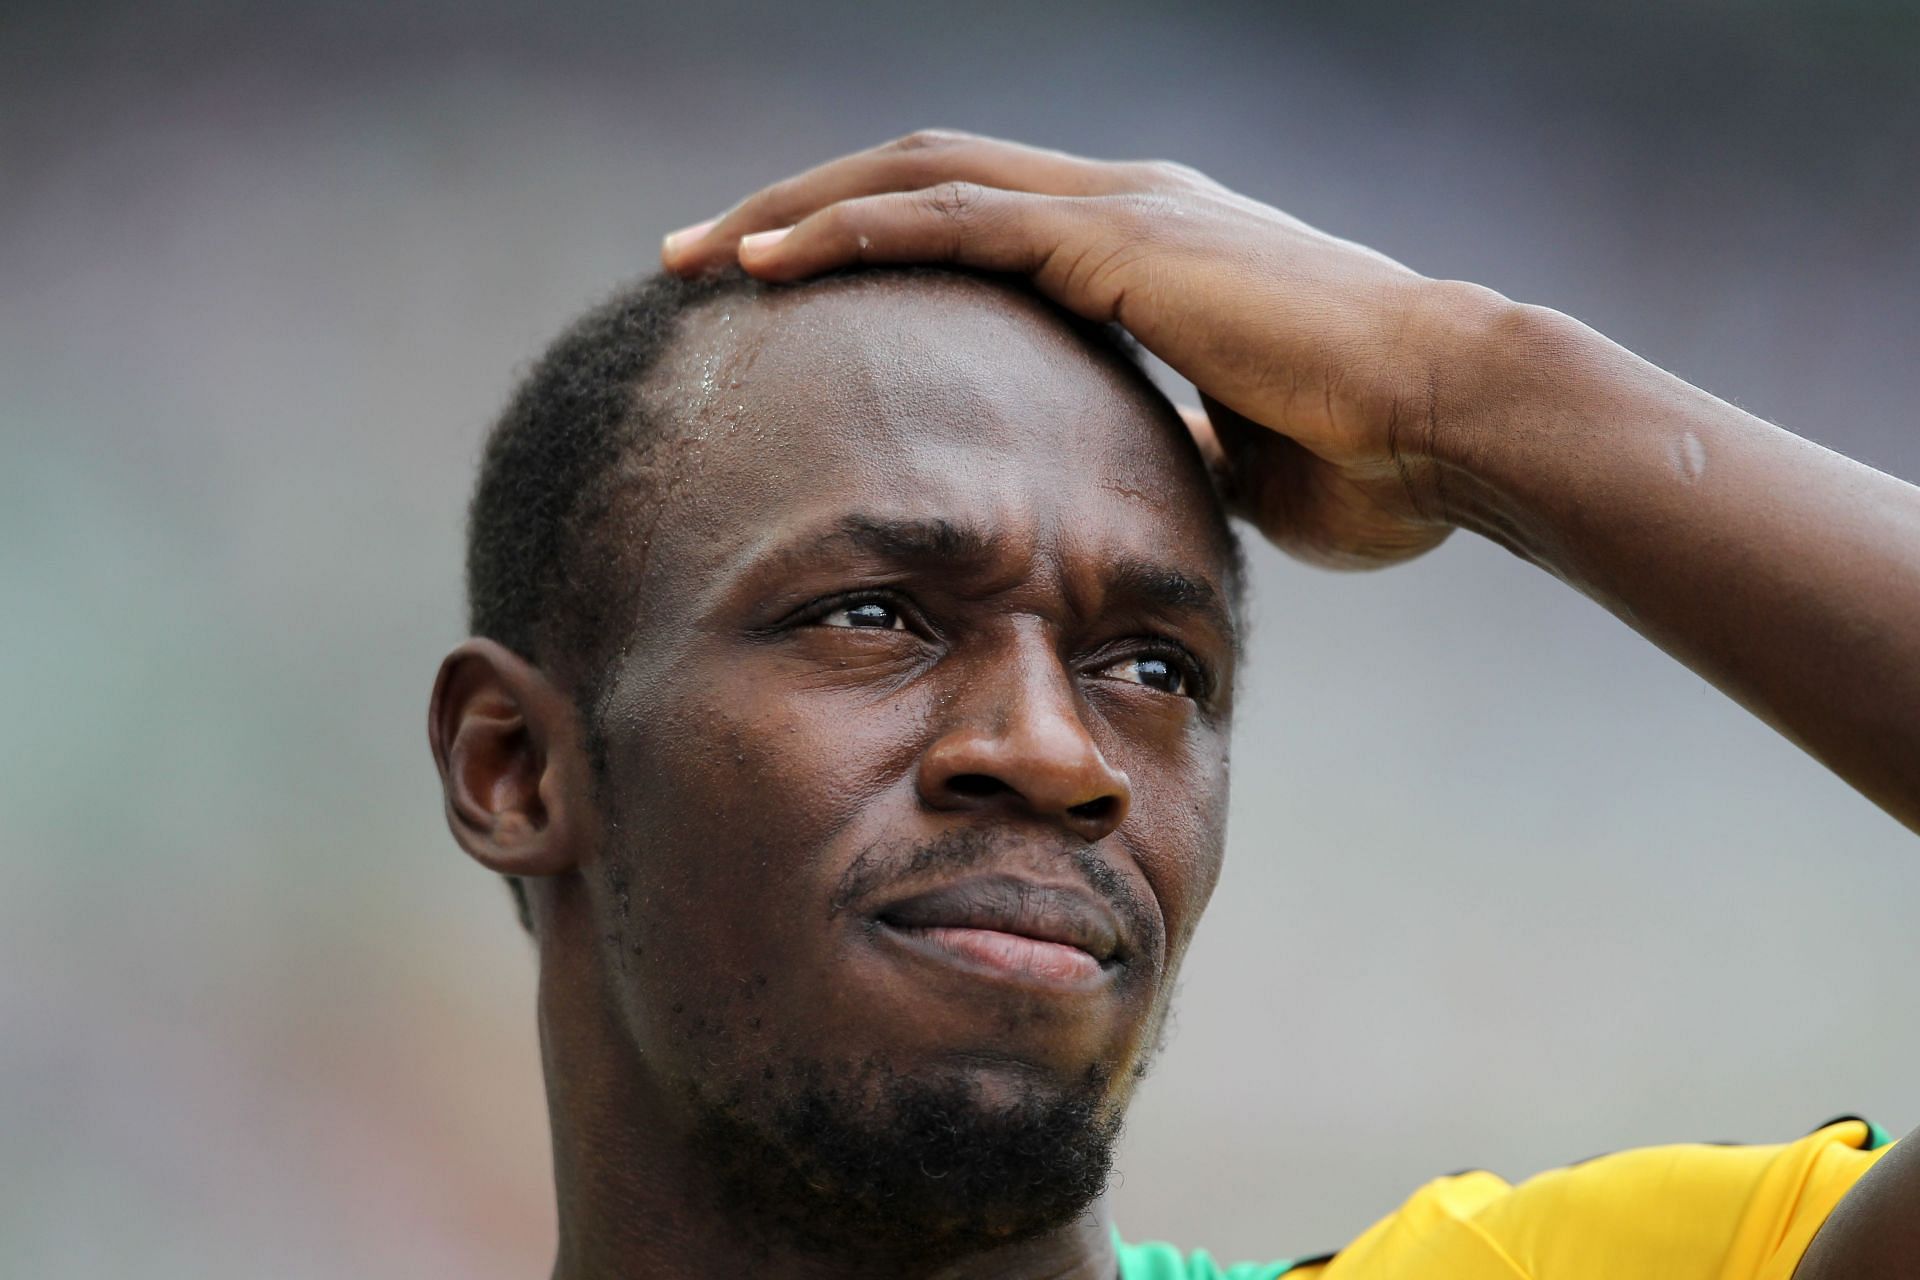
[1125,1119,1894,1280]
[1326,1118,1892,1280]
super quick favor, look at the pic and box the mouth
[871,875,1125,988]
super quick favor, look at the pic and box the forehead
[626,273,1229,612]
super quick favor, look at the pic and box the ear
[427,638,590,879]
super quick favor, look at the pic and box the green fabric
[1114,1235,1297,1279]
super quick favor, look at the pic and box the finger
[1198,392,1277,515]
[662,130,1130,273]
[1176,403,1226,476]
[731,182,1101,305]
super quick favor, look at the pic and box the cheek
[595,665,932,945]
[588,667,947,1073]
[1118,728,1231,961]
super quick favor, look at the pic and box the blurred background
[5,0,1918,1273]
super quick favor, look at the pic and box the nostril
[1068,795,1118,825]
[946,773,1010,800]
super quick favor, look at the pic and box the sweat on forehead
[465,265,1236,708]
[648,267,1157,427]
[634,270,1234,609]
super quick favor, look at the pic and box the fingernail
[739,226,793,256]
[661,218,717,258]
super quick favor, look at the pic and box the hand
[661,130,1505,567]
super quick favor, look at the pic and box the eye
[817,599,908,631]
[1102,653,1194,697]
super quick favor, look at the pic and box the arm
[662,130,1920,832]
[1795,1127,1920,1279]
[1432,296,1920,828]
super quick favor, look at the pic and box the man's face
[571,273,1236,1247]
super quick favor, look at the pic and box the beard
[594,821,1171,1265]
[685,1050,1123,1265]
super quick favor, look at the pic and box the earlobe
[428,638,587,879]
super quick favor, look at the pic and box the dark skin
[649,132,1920,1277]
[432,274,1238,1279]
[432,130,1920,1277]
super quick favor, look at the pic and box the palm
[1189,397,1450,569]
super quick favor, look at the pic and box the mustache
[828,826,1161,958]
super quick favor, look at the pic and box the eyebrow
[829,513,996,566]
[1103,558,1237,647]
[771,513,1239,650]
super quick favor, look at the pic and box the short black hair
[465,266,1232,929]
[466,269,751,704]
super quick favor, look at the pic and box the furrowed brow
[814,513,998,567]
[1106,557,1240,653]
[737,513,1002,591]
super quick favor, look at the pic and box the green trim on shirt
[1114,1235,1297,1279]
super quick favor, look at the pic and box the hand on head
[660,128,1505,568]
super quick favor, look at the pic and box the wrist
[1404,281,1547,470]
[1404,283,1625,546]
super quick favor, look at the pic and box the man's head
[431,266,1241,1264]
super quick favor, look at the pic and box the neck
[535,932,1121,1280]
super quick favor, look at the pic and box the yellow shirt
[1116,1119,1893,1280]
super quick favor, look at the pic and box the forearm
[1429,293,1920,830]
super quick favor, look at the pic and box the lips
[873,875,1124,985]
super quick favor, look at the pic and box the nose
[917,646,1132,843]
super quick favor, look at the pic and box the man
[429,133,1920,1278]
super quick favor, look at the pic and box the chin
[917,1046,1121,1112]
[687,1045,1124,1259]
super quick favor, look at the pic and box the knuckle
[1106,160,1197,201]
[1113,158,1198,191]
[1137,158,1208,189]
[890,127,970,154]
[1106,190,1182,234]
[810,201,861,241]
[923,180,987,223]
